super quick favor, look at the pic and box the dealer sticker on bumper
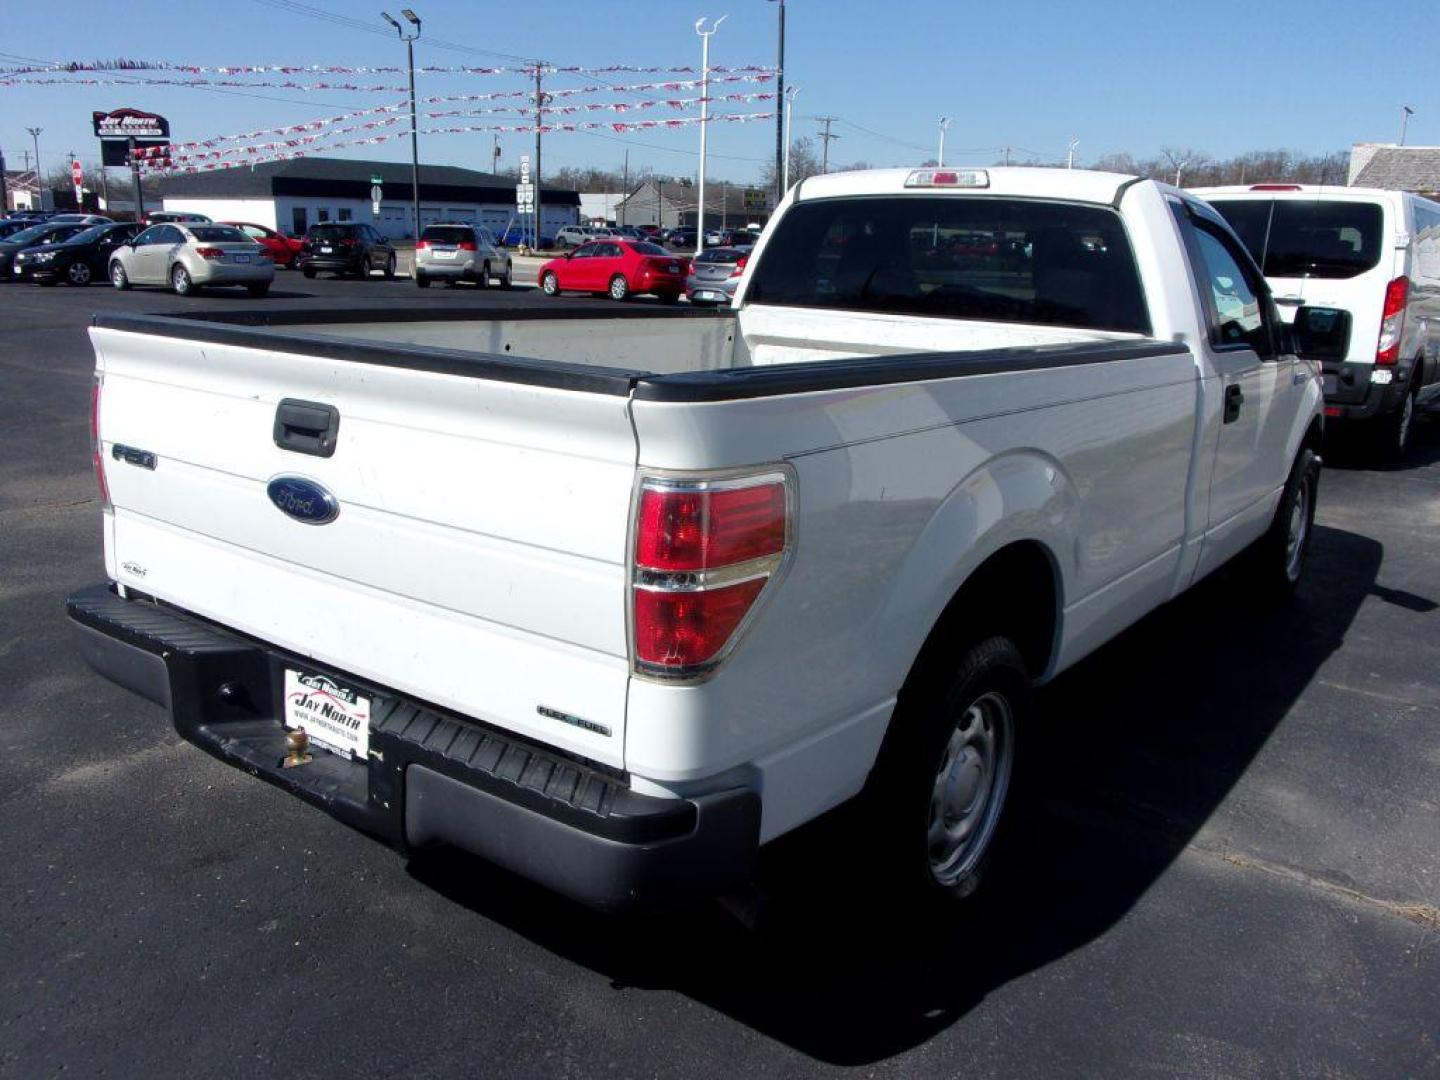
[284,670,370,759]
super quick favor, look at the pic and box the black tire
[477,261,490,289]
[657,291,680,305]
[302,266,316,279]
[1252,445,1320,598]
[383,252,397,279]
[66,261,93,286]
[246,282,270,298]
[608,274,630,301]
[864,635,1030,908]
[1375,373,1419,462]
[499,261,512,289]
[541,271,559,297]
[415,273,430,288]
[170,264,195,296]
[109,261,130,290]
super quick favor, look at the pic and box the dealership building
[156,157,579,239]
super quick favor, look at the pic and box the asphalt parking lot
[1,276,1437,1078]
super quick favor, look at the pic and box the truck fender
[873,449,1076,691]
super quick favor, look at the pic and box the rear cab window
[744,195,1151,333]
[1208,198,1385,280]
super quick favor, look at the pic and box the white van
[1194,185,1440,457]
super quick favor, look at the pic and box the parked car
[71,166,1327,915]
[495,226,556,249]
[224,222,304,268]
[665,227,697,250]
[554,225,603,249]
[48,213,113,226]
[414,222,513,288]
[142,210,213,225]
[16,221,142,286]
[635,224,663,239]
[1194,184,1440,459]
[686,244,752,306]
[296,223,396,279]
[0,219,32,240]
[108,222,275,296]
[538,239,689,301]
[0,222,91,279]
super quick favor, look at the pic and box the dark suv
[298,223,397,279]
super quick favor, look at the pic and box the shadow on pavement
[1321,413,1440,472]
[408,523,1380,1065]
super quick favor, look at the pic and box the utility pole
[1003,146,1012,167]
[937,117,951,167]
[816,116,839,173]
[721,179,728,230]
[491,133,500,173]
[0,143,8,215]
[1066,138,1079,169]
[532,62,551,248]
[695,15,726,257]
[621,149,629,226]
[769,0,785,208]
[1399,105,1415,146]
[382,9,423,239]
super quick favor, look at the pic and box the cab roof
[793,166,1145,207]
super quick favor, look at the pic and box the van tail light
[90,375,111,513]
[458,240,477,251]
[729,256,749,278]
[195,246,224,260]
[632,472,791,676]
[1376,275,1408,365]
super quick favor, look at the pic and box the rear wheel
[865,636,1029,908]
[415,272,430,288]
[541,271,559,297]
[67,261,93,286]
[608,274,630,301]
[1375,375,1418,461]
[658,291,680,305]
[246,282,270,298]
[477,261,490,290]
[499,261,512,289]
[170,264,195,296]
[383,252,397,279]
[302,266,316,279]
[109,261,130,290]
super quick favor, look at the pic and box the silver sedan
[109,223,275,297]
[685,245,752,306]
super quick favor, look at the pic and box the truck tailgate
[91,326,637,768]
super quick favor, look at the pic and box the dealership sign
[93,108,170,166]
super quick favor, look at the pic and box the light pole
[937,117,950,167]
[1174,160,1187,187]
[1399,105,1415,146]
[382,9,422,240]
[1066,137,1079,169]
[26,127,45,210]
[768,0,785,209]
[694,15,726,258]
[782,85,800,193]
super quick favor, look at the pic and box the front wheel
[170,264,195,296]
[246,282,270,297]
[499,261,512,289]
[383,252,397,279]
[865,636,1029,907]
[109,261,130,290]
[608,274,630,301]
[1252,446,1320,598]
[541,271,559,297]
[657,291,680,305]
[67,261,93,286]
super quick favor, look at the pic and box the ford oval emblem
[267,476,339,525]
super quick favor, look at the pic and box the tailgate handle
[273,398,340,458]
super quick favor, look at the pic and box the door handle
[1223,383,1244,424]
[273,398,340,458]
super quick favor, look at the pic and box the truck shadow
[408,522,1381,1065]
[1321,414,1440,471]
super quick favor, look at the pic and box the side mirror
[1292,305,1352,361]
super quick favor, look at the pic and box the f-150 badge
[266,476,339,525]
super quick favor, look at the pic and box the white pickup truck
[70,168,1324,912]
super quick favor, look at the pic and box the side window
[156,226,184,245]
[1172,203,1275,356]
[572,244,595,259]
[133,226,164,245]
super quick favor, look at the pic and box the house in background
[1348,144,1440,197]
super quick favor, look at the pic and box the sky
[3,0,1437,187]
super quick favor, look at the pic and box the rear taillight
[1376,275,1408,365]
[195,246,224,260]
[90,374,111,513]
[632,472,791,676]
[415,239,429,250]
[729,256,748,278]
[458,240,477,251]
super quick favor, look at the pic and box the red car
[539,239,689,302]
[224,222,305,269]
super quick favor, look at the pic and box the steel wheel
[609,274,630,301]
[927,690,1014,889]
[67,261,93,286]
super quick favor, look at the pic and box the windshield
[8,223,69,246]
[69,225,118,245]
[746,196,1150,333]
[1209,199,1384,280]
[421,226,475,245]
[188,226,250,243]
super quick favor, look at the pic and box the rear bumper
[300,256,366,273]
[1322,361,1409,422]
[415,259,478,279]
[66,583,760,912]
